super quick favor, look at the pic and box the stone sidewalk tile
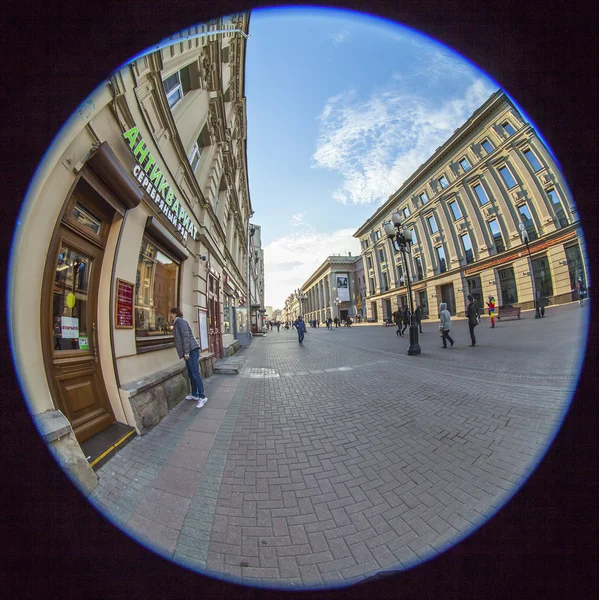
[90,305,586,589]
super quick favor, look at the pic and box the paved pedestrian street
[89,302,589,589]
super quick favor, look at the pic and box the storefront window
[223,296,232,334]
[234,306,248,333]
[565,244,586,291]
[135,237,179,340]
[498,266,518,305]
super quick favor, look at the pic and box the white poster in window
[336,274,350,302]
[198,309,209,350]
[61,316,79,339]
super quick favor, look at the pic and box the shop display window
[135,237,180,344]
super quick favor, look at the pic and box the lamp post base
[407,320,421,355]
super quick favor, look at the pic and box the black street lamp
[519,223,541,319]
[295,288,307,317]
[384,214,421,355]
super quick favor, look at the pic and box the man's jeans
[298,331,305,344]
[185,348,205,398]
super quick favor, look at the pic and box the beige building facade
[296,255,362,324]
[355,90,587,323]
[8,14,252,493]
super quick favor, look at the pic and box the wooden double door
[42,178,116,443]
[207,274,223,357]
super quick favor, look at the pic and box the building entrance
[466,276,483,313]
[208,274,223,357]
[42,182,116,443]
[384,298,392,321]
[440,283,456,315]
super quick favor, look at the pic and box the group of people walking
[392,305,423,336]
[438,295,494,348]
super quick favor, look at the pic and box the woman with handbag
[438,302,454,348]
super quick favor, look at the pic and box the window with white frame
[419,191,428,205]
[438,174,449,189]
[518,204,538,241]
[411,227,418,244]
[162,65,192,109]
[498,165,517,189]
[415,256,424,280]
[461,233,474,264]
[501,121,516,136]
[481,138,494,154]
[449,200,462,220]
[488,219,505,253]
[547,188,569,228]
[375,230,381,240]
[427,215,438,234]
[459,157,471,172]
[188,123,211,173]
[523,148,543,172]
[403,206,410,218]
[473,183,490,206]
[436,246,447,273]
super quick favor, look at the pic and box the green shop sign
[123,126,198,241]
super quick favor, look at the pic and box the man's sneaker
[196,397,208,408]
[185,395,197,401]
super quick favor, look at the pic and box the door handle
[92,323,98,362]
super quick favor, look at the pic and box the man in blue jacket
[293,315,307,345]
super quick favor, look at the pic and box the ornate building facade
[354,91,587,322]
[9,14,252,492]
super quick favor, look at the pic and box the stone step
[214,356,247,374]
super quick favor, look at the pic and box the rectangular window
[502,121,516,136]
[565,243,586,292]
[415,256,424,281]
[382,271,389,291]
[403,207,410,218]
[163,65,192,109]
[135,237,180,342]
[188,142,201,171]
[449,200,462,220]
[436,246,447,273]
[523,148,543,172]
[498,165,517,189]
[411,227,418,245]
[547,188,569,228]
[375,230,381,240]
[427,215,438,234]
[518,204,538,241]
[397,263,404,283]
[369,277,375,295]
[378,248,386,264]
[498,266,518,305]
[419,192,428,205]
[461,233,474,264]
[459,157,471,172]
[367,255,373,269]
[488,219,505,253]
[473,183,490,206]
[438,175,449,189]
[481,139,494,154]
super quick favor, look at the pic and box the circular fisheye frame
[8,4,589,592]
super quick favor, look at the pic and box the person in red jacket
[487,296,496,328]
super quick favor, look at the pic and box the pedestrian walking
[392,309,402,336]
[487,296,496,328]
[577,277,586,306]
[294,315,307,345]
[438,302,454,348]
[276,321,280,332]
[466,294,479,347]
[414,304,424,333]
[401,305,410,336]
[327,317,333,330]
[169,307,207,408]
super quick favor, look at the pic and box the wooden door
[43,183,116,443]
[207,275,223,357]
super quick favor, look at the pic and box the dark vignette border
[1,1,597,599]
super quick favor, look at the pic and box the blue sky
[245,7,498,310]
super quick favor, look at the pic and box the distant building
[354,90,586,322]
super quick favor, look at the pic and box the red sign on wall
[115,278,134,329]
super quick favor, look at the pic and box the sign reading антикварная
[123,126,199,241]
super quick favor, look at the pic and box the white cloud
[290,212,305,227]
[263,227,361,309]
[312,76,497,206]
[329,29,350,46]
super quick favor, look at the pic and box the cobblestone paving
[89,303,589,590]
